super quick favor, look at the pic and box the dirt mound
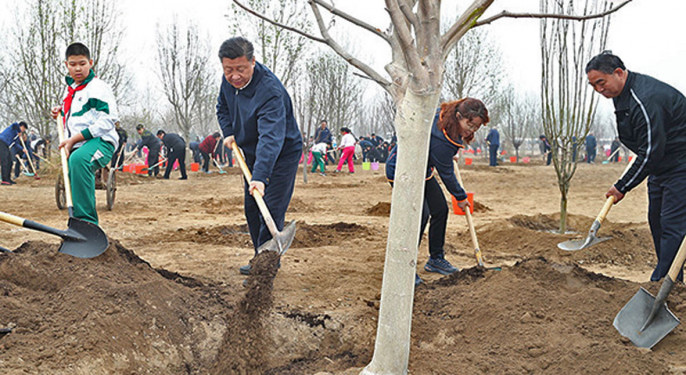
[471,200,490,212]
[140,224,252,247]
[408,258,686,374]
[291,222,379,248]
[200,196,244,214]
[287,197,314,212]
[0,240,228,374]
[452,213,656,272]
[366,202,391,216]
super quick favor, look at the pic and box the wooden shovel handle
[453,158,485,267]
[56,115,75,212]
[230,143,279,238]
[0,211,25,227]
[596,196,615,223]
[668,236,686,282]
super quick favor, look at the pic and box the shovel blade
[58,217,109,259]
[257,221,296,255]
[613,287,680,349]
[557,235,611,251]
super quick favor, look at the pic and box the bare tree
[155,18,215,141]
[358,89,396,137]
[61,0,133,105]
[231,1,633,373]
[540,0,612,233]
[229,0,311,88]
[442,27,505,105]
[500,87,538,161]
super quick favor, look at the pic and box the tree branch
[310,0,390,43]
[385,0,422,75]
[474,0,633,27]
[233,0,326,43]
[441,0,494,54]
[308,1,393,88]
[398,0,419,32]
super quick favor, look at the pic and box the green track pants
[68,138,114,225]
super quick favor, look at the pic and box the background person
[134,124,161,177]
[157,130,188,180]
[0,121,28,185]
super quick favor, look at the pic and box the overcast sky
[2,0,684,112]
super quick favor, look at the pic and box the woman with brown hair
[385,98,489,285]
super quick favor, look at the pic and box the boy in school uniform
[51,42,119,225]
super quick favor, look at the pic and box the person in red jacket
[199,132,220,173]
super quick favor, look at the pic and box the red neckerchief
[62,81,88,125]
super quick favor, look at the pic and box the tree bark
[361,89,440,375]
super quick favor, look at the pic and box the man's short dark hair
[18,121,27,129]
[585,50,626,74]
[218,37,254,61]
[212,132,221,138]
[136,124,145,131]
[156,130,166,136]
[65,42,91,60]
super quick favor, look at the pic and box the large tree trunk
[361,89,440,375]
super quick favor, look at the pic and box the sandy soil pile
[1,160,685,374]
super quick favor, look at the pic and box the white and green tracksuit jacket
[61,70,119,150]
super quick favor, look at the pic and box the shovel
[231,143,296,255]
[19,136,40,179]
[453,157,501,270]
[53,114,109,258]
[0,211,107,258]
[613,236,686,348]
[0,245,13,253]
[557,196,615,251]
[14,154,35,177]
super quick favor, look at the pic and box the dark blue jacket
[385,110,468,201]
[0,123,22,146]
[136,130,161,152]
[314,126,332,145]
[486,127,500,146]
[613,71,686,193]
[585,134,596,150]
[216,62,302,185]
[161,133,186,152]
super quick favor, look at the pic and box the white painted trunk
[361,90,441,375]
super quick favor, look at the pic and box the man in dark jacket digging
[216,37,302,275]
[586,51,686,282]
[157,130,188,180]
[134,124,162,177]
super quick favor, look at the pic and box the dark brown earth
[1,157,685,374]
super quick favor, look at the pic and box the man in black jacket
[135,124,162,177]
[111,121,128,169]
[586,51,686,282]
[157,130,188,180]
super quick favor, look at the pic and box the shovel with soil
[613,237,686,349]
[557,196,614,251]
[231,143,296,255]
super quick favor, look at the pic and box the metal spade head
[557,219,611,251]
[613,287,680,349]
[557,234,611,251]
[257,221,297,255]
[58,217,109,258]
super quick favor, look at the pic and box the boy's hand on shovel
[223,135,235,149]
[457,198,470,212]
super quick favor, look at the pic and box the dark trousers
[0,141,11,182]
[647,163,686,282]
[164,147,187,179]
[389,176,447,259]
[147,150,159,176]
[243,151,300,255]
[489,144,499,166]
[111,146,125,168]
[586,148,596,163]
[200,151,211,172]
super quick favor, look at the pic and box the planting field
[1,158,685,374]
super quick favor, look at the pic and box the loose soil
[1,158,685,374]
